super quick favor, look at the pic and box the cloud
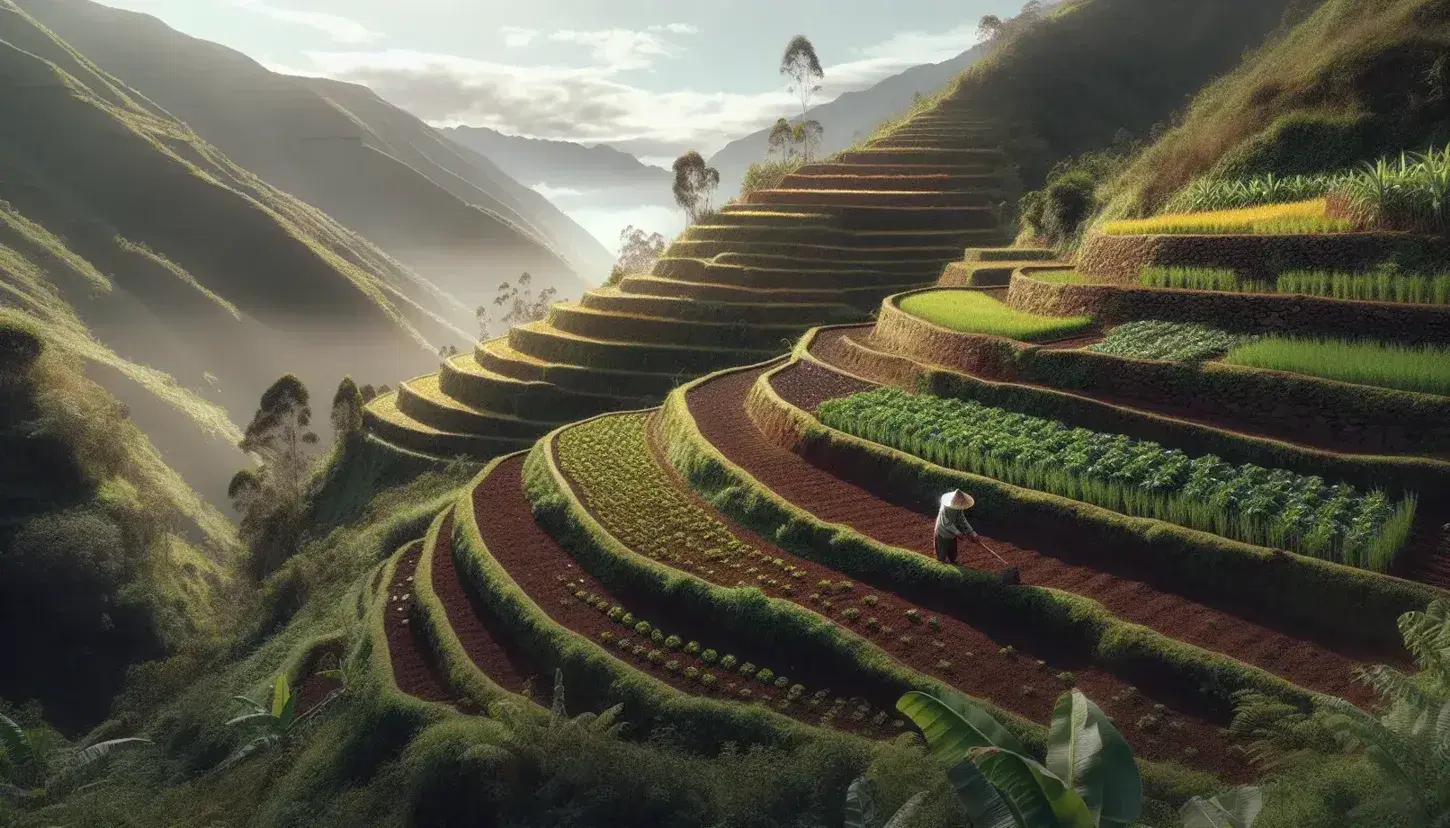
[499,25,537,48]
[546,28,682,71]
[647,23,700,35]
[292,23,978,159]
[228,0,379,45]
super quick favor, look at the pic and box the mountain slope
[17,0,604,302]
[1106,0,1450,215]
[444,125,673,208]
[707,44,991,199]
[0,0,463,508]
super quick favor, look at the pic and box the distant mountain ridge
[444,126,673,193]
[17,0,611,300]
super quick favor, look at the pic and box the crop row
[1099,199,1351,236]
[817,387,1418,571]
[1222,336,1450,398]
[1090,320,1255,362]
[1141,265,1450,305]
[896,290,1093,342]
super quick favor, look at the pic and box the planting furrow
[383,540,454,703]
[430,512,539,693]
[553,413,1249,776]
[469,454,885,735]
[684,362,1389,708]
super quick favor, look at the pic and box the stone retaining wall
[1076,232,1443,283]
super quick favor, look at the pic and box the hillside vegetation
[0,317,233,734]
[944,0,1308,189]
[0,0,474,507]
[17,0,602,311]
[1106,0,1450,216]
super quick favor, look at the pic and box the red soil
[469,455,891,735]
[429,512,541,696]
[293,640,344,716]
[384,540,454,703]
[686,362,1392,714]
[588,416,1251,778]
[812,326,1450,589]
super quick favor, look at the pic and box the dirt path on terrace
[811,327,1450,591]
[469,456,886,736]
[687,362,1392,712]
[431,512,541,696]
[384,540,455,703]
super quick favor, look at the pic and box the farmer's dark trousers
[935,533,958,564]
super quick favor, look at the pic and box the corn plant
[0,715,150,806]
[818,388,1417,570]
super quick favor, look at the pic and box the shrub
[740,158,803,195]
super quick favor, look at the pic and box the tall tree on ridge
[767,117,795,159]
[229,374,318,579]
[780,35,824,123]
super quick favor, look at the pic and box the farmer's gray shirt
[935,505,975,539]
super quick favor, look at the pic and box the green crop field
[897,290,1093,341]
[1090,320,1256,362]
[819,387,1417,571]
[1222,337,1450,397]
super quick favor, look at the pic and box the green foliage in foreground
[897,291,1093,342]
[818,387,1417,571]
[0,713,151,807]
[1222,337,1450,398]
[1090,321,1257,363]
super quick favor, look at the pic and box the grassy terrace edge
[450,452,845,753]
[759,345,1442,648]
[410,508,537,713]
[523,414,1221,803]
[822,324,1450,495]
[655,361,1356,698]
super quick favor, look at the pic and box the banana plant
[218,670,341,771]
[897,687,1142,828]
[843,775,930,828]
[0,714,150,807]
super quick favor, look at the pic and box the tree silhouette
[978,14,1003,41]
[230,374,318,579]
[767,117,795,159]
[671,151,720,223]
[608,225,667,286]
[792,120,824,162]
[329,375,363,440]
[476,272,559,338]
[780,35,824,122]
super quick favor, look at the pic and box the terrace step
[777,173,1007,192]
[363,391,531,459]
[940,259,1072,287]
[475,338,680,398]
[681,224,1003,247]
[965,247,1060,262]
[508,321,776,375]
[580,287,866,326]
[441,352,653,421]
[741,189,1001,208]
[834,147,1007,166]
[667,239,979,263]
[798,162,1004,177]
[682,209,832,228]
[546,302,806,351]
[396,374,563,438]
[870,136,1004,148]
[651,256,943,287]
[617,274,920,308]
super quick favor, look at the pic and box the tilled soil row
[469,456,889,737]
[686,361,1384,712]
[814,327,1450,590]
[384,540,455,703]
[430,512,540,694]
[623,414,1248,778]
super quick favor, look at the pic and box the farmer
[934,489,979,564]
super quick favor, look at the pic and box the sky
[95,0,1026,167]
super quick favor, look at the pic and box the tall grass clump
[896,290,1093,342]
[818,387,1418,572]
[1275,269,1450,305]
[740,158,804,196]
[1101,199,1352,235]
[1164,173,1338,213]
[1222,337,1450,397]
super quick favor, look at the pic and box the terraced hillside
[363,107,1015,459]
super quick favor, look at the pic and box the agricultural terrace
[1221,337,1450,398]
[552,413,1251,774]
[895,289,1093,341]
[818,387,1417,571]
[1090,321,1254,362]
[1100,199,1352,235]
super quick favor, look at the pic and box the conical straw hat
[941,490,974,509]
